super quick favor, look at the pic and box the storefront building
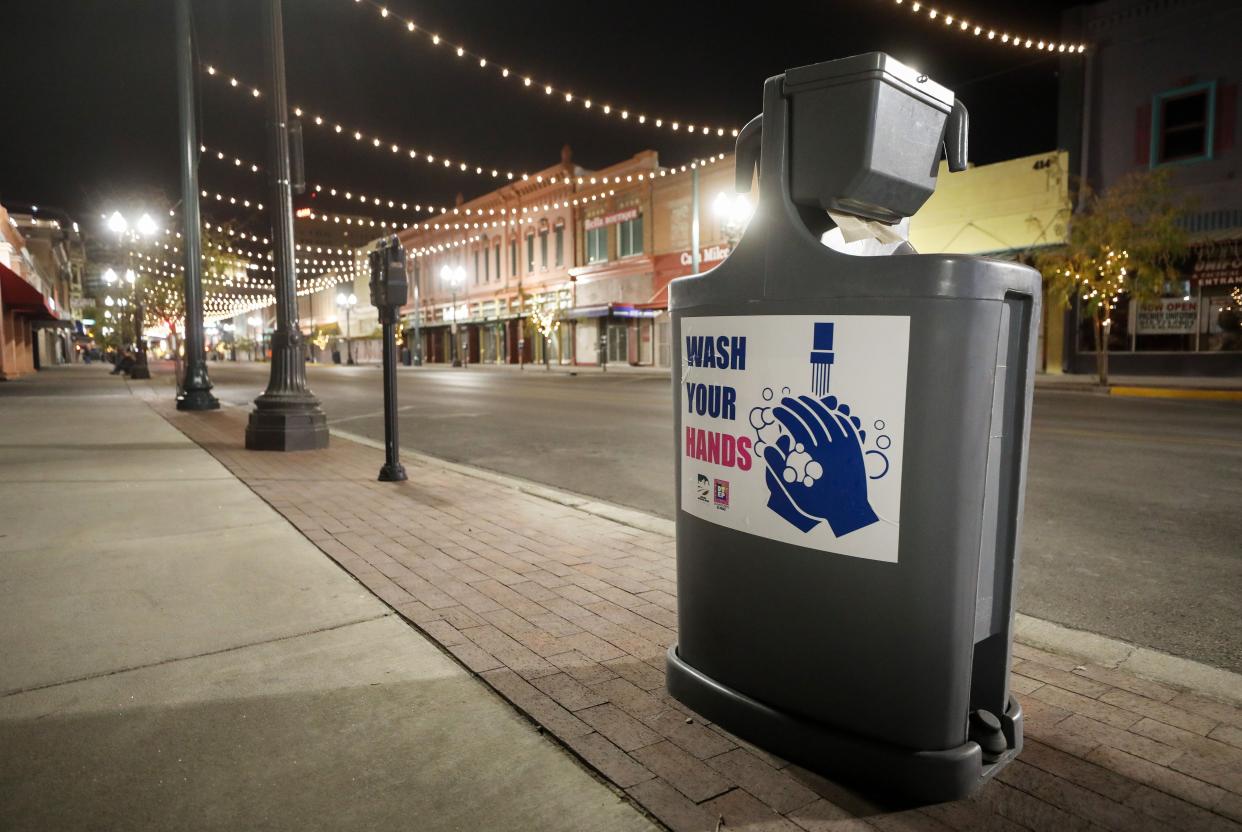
[1057,0,1242,376]
[908,150,1072,373]
[1061,237,1241,374]
[565,152,661,366]
[397,148,578,366]
[0,204,73,379]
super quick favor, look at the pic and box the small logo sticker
[697,474,711,502]
[713,479,730,509]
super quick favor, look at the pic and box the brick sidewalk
[161,403,1242,832]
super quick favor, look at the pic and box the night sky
[2,0,1082,235]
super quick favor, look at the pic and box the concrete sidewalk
[152,378,1242,832]
[0,366,655,832]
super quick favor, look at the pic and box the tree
[529,299,561,370]
[138,219,250,388]
[1036,169,1188,385]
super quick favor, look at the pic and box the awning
[639,283,669,310]
[0,263,58,320]
[564,303,661,319]
[564,304,612,319]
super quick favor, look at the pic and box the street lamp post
[124,267,152,379]
[174,0,218,410]
[248,316,264,361]
[336,292,357,364]
[441,264,465,367]
[102,212,160,379]
[411,278,423,366]
[244,0,329,451]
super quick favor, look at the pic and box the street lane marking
[1111,386,1242,402]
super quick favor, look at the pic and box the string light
[402,153,732,258]
[346,0,739,139]
[195,141,726,227]
[885,0,1087,53]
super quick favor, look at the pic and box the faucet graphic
[810,322,834,396]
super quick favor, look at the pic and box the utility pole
[174,0,218,410]
[691,167,701,276]
[245,0,329,451]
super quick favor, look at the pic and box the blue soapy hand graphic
[763,434,820,532]
[762,395,879,537]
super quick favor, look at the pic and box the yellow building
[910,150,1071,371]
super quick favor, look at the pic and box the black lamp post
[441,264,465,367]
[174,0,218,410]
[244,0,328,450]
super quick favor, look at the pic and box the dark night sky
[1,0,1083,235]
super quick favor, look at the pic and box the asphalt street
[194,361,1241,673]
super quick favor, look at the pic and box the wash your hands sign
[680,315,910,563]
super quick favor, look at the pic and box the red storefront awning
[0,262,57,319]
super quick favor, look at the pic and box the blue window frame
[1151,81,1216,167]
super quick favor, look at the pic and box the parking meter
[666,53,1039,803]
[369,238,409,316]
[368,236,408,482]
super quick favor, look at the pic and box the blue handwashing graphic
[750,321,886,537]
[760,395,879,536]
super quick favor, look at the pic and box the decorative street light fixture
[440,263,465,367]
[713,192,754,246]
[102,209,162,378]
[335,291,357,364]
[106,211,128,236]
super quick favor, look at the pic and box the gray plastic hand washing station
[666,53,1040,804]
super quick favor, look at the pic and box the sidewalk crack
[0,613,391,699]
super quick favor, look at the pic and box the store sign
[1190,241,1242,286]
[585,208,638,231]
[1136,299,1198,334]
[654,246,732,276]
[679,245,731,267]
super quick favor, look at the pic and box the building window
[586,225,608,263]
[509,239,518,276]
[527,233,536,271]
[554,224,564,267]
[473,249,480,285]
[494,244,501,282]
[539,229,549,270]
[482,241,489,282]
[617,212,644,257]
[1152,82,1216,166]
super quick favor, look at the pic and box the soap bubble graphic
[751,391,891,483]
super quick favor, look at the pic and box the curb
[332,425,1242,708]
[329,428,676,537]
[1014,614,1242,707]
[1033,380,1242,401]
[1109,385,1242,402]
